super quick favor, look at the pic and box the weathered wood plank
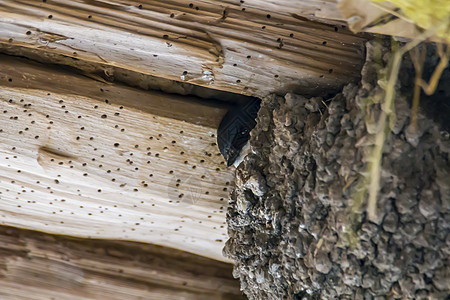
[0,0,366,97]
[0,54,234,262]
[237,0,344,24]
[0,226,244,300]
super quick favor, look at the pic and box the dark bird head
[217,98,260,167]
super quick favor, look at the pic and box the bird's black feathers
[217,97,261,166]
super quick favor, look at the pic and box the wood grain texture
[0,226,244,300]
[238,0,344,24]
[0,0,366,97]
[0,54,234,262]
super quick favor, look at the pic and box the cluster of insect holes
[36,0,340,81]
[1,83,228,241]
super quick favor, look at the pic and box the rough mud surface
[224,41,450,299]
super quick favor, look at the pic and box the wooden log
[0,0,366,97]
[237,0,345,24]
[0,54,234,262]
[0,226,244,300]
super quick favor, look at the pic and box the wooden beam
[0,226,244,300]
[237,0,345,24]
[0,0,366,97]
[0,54,234,262]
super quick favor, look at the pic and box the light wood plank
[0,0,366,97]
[238,0,344,24]
[0,55,234,262]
